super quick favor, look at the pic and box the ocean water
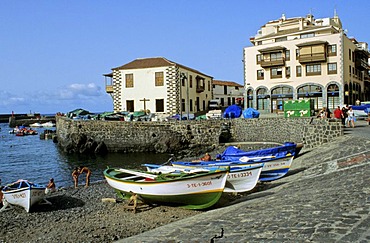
[0,123,170,188]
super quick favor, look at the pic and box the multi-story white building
[104,57,213,116]
[212,80,244,107]
[244,13,370,113]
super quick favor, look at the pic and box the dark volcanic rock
[59,133,107,155]
[154,133,189,153]
[95,142,108,155]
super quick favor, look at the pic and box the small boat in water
[104,167,228,210]
[41,121,56,127]
[29,122,42,128]
[15,128,38,136]
[1,180,46,213]
[144,163,263,193]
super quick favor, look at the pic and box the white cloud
[0,83,112,114]
[55,83,103,100]
[0,90,26,106]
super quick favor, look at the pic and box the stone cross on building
[140,98,150,111]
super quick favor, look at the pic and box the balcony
[105,85,114,93]
[298,53,326,63]
[196,85,205,93]
[260,58,285,68]
[355,59,370,71]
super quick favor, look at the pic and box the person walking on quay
[347,106,356,128]
[72,167,80,188]
[78,166,92,187]
[341,106,348,126]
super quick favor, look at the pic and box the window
[155,72,164,86]
[285,50,290,61]
[189,75,193,88]
[257,70,264,80]
[256,54,262,64]
[300,33,315,39]
[270,52,282,61]
[296,66,302,77]
[275,37,287,42]
[190,99,193,112]
[208,81,210,91]
[328,63,337,74]
[327,44,337,56]
[181,98,185,112]
[125,74,134,88]
[271,67,283,78]
[352,51,355,62]
[349,65,351,75]
[257,41,262,45]
[296,49,300,58]
[286,67,291,77]
[126,100,134,112]
[349,49,351,60]
[155,99,164,112]
[306,64,321,76]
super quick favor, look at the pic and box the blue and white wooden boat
[144,163,263,193]
[1,180,46,213]
[218,142,297,181]
[172,142,298,182]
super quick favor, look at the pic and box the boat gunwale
[103,168,228,184]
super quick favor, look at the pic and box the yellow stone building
[244,13,370,113]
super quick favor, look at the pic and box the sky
[1,0,370,114]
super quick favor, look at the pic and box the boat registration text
[228,171,252,179]
[187,181,212,188]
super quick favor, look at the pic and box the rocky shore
[0,181,202,243]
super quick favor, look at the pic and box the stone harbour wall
[230,117,343,148]
[55,116,343,154]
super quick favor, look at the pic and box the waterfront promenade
[121,119,370,242]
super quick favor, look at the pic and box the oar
[238,155,275,162]
[117,168,157,179]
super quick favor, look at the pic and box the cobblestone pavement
[119,120,370,243]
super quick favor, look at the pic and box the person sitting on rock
[45,178,56,194]
[201,153,212,161]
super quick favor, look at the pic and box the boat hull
[104,168,228,210]
[258,156,294,181]
[224,165,263,192]
[2,183,45,212]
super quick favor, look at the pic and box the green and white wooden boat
[104,167,228,210]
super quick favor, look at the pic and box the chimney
[299,18,304,30]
